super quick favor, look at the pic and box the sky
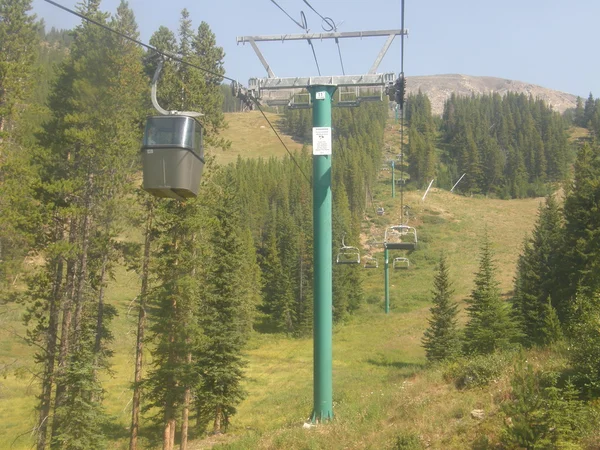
[32,0,599,98]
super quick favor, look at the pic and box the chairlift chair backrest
[393,257,410,269]
[363,256,378,269]
[336,235,361,265]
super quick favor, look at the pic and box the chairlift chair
[288,92,312,110]
[384,225,417,250]
[336,235,361,265]
[377,207,385,216]
[393,257,410,269]
[363,256,379,269]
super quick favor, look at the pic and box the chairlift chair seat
[336,251,361,264]
[336,235,361,265]
[385,242,416,251]
[384,225,418,251]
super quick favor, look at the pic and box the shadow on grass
[366,356,424,373]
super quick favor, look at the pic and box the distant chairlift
[336,235,361,265]
[363,256,379,269]
[393,257,410,269]
[384,225,417,251]
[377,207,385,216]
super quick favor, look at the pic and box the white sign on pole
[316,91,326,100]
[312,127,332,156]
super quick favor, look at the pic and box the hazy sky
[32,0,598,98]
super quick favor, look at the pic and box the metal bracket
[152,58,202,118]
[248,38,275,78]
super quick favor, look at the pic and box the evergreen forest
[4,1,600,449]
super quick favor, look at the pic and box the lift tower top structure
[238,25,407,425]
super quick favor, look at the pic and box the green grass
[0,114,558,449]
[210,111,305,165]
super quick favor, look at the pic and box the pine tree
[0,0,40,289]
[422,254,461,362]
[144,197,204,450]
[583,92,596,129]
[464,231,518,355]
[559,142,600,322]
[24,1,147,447]
[194,175,259,434]
[574,96,585,127]
[143,12,231,448]
[511,196,563,345]
[0,0,39,133]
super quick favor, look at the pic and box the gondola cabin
[141,115,204,200]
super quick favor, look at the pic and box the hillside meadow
[0,114,565,449]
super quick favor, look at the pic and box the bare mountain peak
[407,74,577,115]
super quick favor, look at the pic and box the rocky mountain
[407,74,577,115]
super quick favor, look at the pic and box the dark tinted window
[143,116,194,148]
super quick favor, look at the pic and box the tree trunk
[73,172,93,343]
[36,221,64,450]
[130,202,153,450]
[92,248,109,393]
[163,412,176,450]
[180,351,192,450]
[213,405,222,434]
[163,238,178,450]
[50,218,78,448]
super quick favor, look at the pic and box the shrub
[501,363,588,449]
[392,432,423,450]
[444,352,513,390]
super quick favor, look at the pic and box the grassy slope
[212,137,543,448]
[211,111,305,165]
[0,114,563,449]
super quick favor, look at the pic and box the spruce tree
[194,175,259,434]
[511,195,563,345]
[559,142,600,322]
[24,1,147,447]
[422,254,461,362]
[464,231,518,355]
[574,96,585,127]
[0,0,40,288]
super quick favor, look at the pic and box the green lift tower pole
[384,247,390,314]
[309,85,336,423]
[391,160,396,198]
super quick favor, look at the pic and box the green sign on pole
[309,85,336,424]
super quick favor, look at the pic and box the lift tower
[238,27,407,424]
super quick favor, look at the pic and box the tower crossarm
[237,29,407,43]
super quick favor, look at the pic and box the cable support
[301,0,346,74]
[269,0,309,31]
[42,0,237,84]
